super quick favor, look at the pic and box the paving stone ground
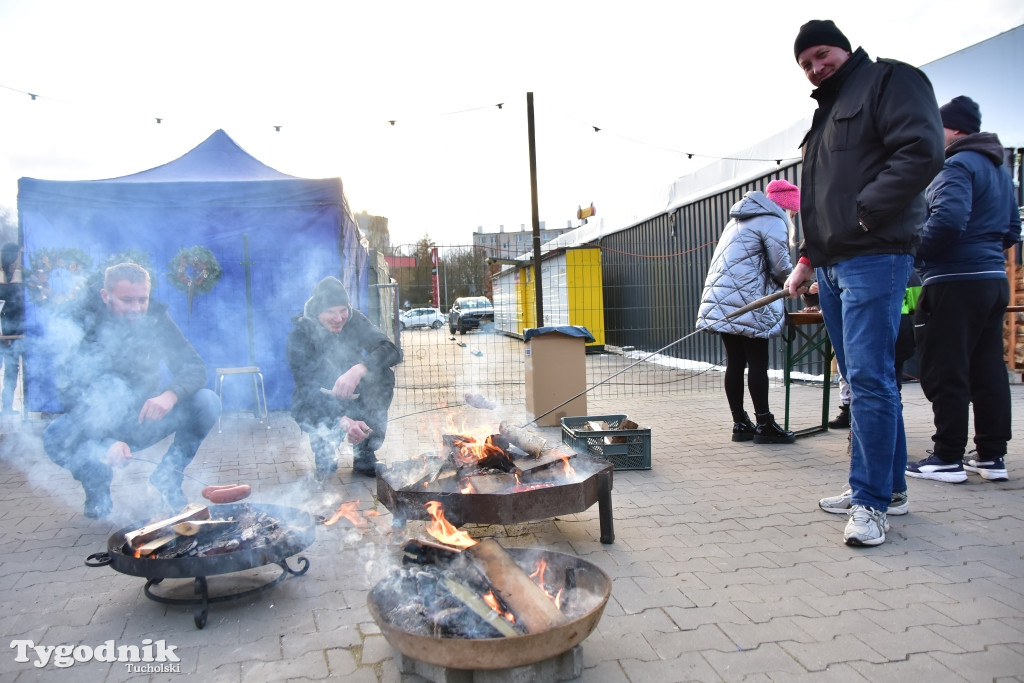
[1,377,1023,682]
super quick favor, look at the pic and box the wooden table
[783,313,833,437]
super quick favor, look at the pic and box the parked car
[448,296,494,335]
[400,307,445,330]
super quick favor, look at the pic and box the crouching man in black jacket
[287,277,401,481]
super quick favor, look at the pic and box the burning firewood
[403,539,462,566]
[124,504,211,549]
[499,421,547,458]
[170,519,238,536]
[441,575,520,637]
[422,501,568,634]
[135,534,177,556]
[464,539,569,634]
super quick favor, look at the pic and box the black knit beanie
[304,276,350,317]
[794,19,852,60]
[939,96,981,134]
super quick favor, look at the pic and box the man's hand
[138,390,178,423]
[785,262,814,298]
[107,441,132,467]
[338,416,373,445]
[331,364,369,399]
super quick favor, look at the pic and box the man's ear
[100,289,109,305]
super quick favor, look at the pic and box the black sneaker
[906,452,966,483]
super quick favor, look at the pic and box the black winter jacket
[56,294,208,412]
[799,48,944,267]
[286,309,401,425]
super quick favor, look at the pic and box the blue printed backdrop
[17,130,370,412]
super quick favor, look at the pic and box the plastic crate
[561,414,652,470]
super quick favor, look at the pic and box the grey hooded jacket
[695,191,793,338]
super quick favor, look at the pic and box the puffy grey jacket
[695,191,793,338]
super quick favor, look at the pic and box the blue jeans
[43,388,222,495]
[817,254,911,511]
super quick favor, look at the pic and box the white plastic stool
[215,366,268,433]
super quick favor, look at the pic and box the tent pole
[243,233,256,364]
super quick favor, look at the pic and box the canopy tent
[18,129,369,411]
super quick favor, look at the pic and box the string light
[0,80,801,166]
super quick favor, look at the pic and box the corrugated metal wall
[602,163,805,372]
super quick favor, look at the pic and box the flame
[482,590,516,624]
[444,414,505,466]
[460,479,477,494]
[133,548,142,559]
[529,557,548,587]
[530,557,565,608]
[424,501,477,548]
[453,435,505,466]
[324,501,367,527]
[560,455,576,477]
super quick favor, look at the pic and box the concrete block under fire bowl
[367,547,611,671]
[376,447,615,544]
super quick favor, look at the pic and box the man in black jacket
[287,277,401,480]
[784,20,944,546]
[43,263,222,519]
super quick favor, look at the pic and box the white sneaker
[819,489,908,515]
[844,505,889,547]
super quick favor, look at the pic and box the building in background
[471,222,576,259]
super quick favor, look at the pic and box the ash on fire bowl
[367,548,611,671]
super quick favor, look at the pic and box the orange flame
[482,590,516,624]
[460,479,477,494]
[529,557,548,587]
[561,455,576,477]
[424,501,477,548]
[444,414,505,465]
[324,501,367,527]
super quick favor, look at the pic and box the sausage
[465,392,496,410]
[201,484,252,504]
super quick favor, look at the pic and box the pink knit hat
[766,179,801,212]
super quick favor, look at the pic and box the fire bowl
[367,547,611,671]
[377,452,615,543]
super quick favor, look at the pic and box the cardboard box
[524,330,587,426]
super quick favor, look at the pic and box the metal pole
[527,92,544,327]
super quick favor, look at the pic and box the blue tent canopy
[18,129,369,411]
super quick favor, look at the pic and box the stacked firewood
[1010,260,1024,369]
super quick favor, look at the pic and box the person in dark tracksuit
[906,96,1021,484]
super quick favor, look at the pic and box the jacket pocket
[826,103,864,151]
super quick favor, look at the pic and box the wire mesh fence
[382,236,834,422]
